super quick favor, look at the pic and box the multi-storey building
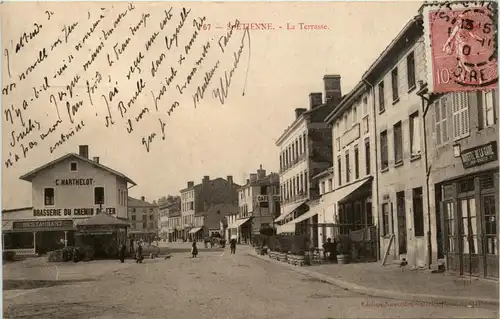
[128,196,159,242]
[275,75,341,242]
[419,4,499,278]
[229,166,280,243]
[159,201,181,242]
[2,145,135,255]
[180,175,239,241]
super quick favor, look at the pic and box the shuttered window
[435,96,449,145]
[452,92,470,139]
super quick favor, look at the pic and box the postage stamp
[429,5,498,93]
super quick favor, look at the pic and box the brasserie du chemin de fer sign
[2,145,136,255]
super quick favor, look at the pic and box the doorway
[396,191,407,255]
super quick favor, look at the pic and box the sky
[1,1,422,209]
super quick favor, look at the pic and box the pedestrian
[136,243,143,263]
[230,238,237,254]
[191,240,198,258]
[119,244,126,263]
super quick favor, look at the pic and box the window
[354,146,359,179]
[407,51,416,89]
[304,171,308,192]
[149,215,154,221]
[328,178,333,192]
[443,202,455,253]
[412,187,424,237]
[70,162,78,171]
[337,156,342,186]
[320,181,325,194]
[382,203,390,236]
[452,92,470,139]
[409,112,421,156]
[352,106,357,123]
[391,67,399,102]
[362,96,368,116]
[94,187,105,205]
[345,151,350,183]
[260,186,268,195]
[44,188,55,206]
[298,138,302,155]
[460,197,478,254]
[434,97,449,145]
[365,140,371,175]
[380,130,388,170]
[378,81,385,112]
[483,195,497,255]
[479,90,497,129]
[343,114,348,131]
[393,122,403,164]
[396,191,407,254]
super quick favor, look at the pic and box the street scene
[1,0,499,318]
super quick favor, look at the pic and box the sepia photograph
[1,0,498,318]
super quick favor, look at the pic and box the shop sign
[460,142,498,169]
[54,178,94,186]
[256,195,280,202]
[33,207,116,217]
[13,219,74,230]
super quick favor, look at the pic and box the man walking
[230,238,237,254]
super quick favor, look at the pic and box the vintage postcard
[1,1,498,318]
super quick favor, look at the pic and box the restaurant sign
[33,207,116,217]
[460,142,498,169]
[13,220,74,230]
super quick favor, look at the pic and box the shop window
[393,121,403,165]
[378,81,385,112]
[434,97,449,145]
[460,197,478,254]
[412,187,424,236]
[407,51,416,90]
[391,67,399,102]
[365,139,371,175]
[409,112,421,156]
[354,146,359,179]
[483,195,497,255]
[452,92,470,139]
[380,130,388,170]
[44,188,55,206]
[70,161,78,171]
[444,202,455,253]
[382,203,390,236]
[94,187,105,205]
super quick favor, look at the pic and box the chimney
[93,157,100,164]
[249,173,258,182]
[309,93,323,109]
[227,175,233,184]
[323,75,342,106]
[203,176,210,184]
[257,165,266,180]
[141,196,145,201]
[295,108,307,119]
[79,145,89,159]
[187,181,194,188]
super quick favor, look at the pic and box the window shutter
[441,97,448,142]
[435,100,442,145]
[452,93,461,138]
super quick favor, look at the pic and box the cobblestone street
[3,247,498,319]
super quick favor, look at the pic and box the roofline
[361,15,423,82]
[19,153,137,186]
[275,115,306,146]
[2,206,33,213]
[324,82,366,124]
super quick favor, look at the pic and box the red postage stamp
[429,6,498,93]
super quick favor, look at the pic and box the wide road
[3,246,498,319]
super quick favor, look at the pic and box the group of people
[118,242,143,263]
[191,237,238,258]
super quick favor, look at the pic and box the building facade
[275,75,341,240]
[159,201,181,242]
[180,176,239,241]
[230,166,280,243]
[128,196,159,242]
[3,145,135,255]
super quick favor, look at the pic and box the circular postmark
[433,4,498,88]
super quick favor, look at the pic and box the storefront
[227,217,252,243]
[438,142,498,279]
[188,227,204,242]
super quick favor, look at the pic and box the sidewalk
[248,252,499,307]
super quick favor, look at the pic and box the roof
[180,177,241,193]
[19,153,136,185]
[128,197,158,208]
[77,212,129,227]
[238,173,279,189]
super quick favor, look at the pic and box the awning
[189,227,203,234]
[321,177,372,205]
[228,217,251,229]
[290,208,320,225]
[274,200,307,223]
[276,223,295,234]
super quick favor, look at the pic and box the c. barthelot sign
[13,220,74,230]
[460,142,498,169]
[33,207,116,217]
[54,178,94,186]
